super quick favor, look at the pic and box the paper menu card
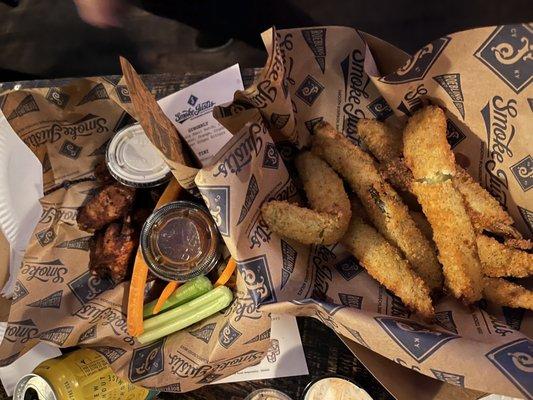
[214,314,308,384]
[158,64,244,166]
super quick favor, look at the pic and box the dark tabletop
[0,70,393,400]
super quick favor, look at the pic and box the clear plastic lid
[106,123,171,188]
[140,201,220,282]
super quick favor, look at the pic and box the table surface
[0,70,393,400]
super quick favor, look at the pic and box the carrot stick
[127,178,181,337]
[215,258,237,287]
[152,281,179,315]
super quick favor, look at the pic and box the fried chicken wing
[342,199,434,318]
[312,121,443,291]
[90,218,138,283]
[483,277,533,310]
[404,106,482,303]
[77,183,136,231]
[261,151,350,245]
[477,235,533,278]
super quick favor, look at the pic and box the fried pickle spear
[477,235,533,278]
[342,200,434,318]
[261,151,350,245]
[403,106,482,303]
[357,118,520,238]
[483,277,533,310]
[312,121,442,291]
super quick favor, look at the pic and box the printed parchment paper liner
[212,25,532,399]
[0,24,532,397]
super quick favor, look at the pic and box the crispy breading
[412,180,482,303]
[261,152,350,245]
[380,158,413,192]
[505,238,532,251]
[477,235,533,278]
[453,167,520,237]
[90,218,137,283]
[357,119,402,161]
[77,183,136,231]
[403,106,456,182]
[409,211,433,241]
[342,200,434,318]
[483,277,533,310]
[312,121,443,291]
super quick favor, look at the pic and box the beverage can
[13,348,156,400]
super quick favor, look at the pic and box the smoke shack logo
[68,271,114,305]
[59,140,82,159]
[302,28,327,73]
[245,328,271,344]
[4,319,39,344]
[28,290,63,309]
[168,350,264,379]
[78,325,97,343]
[237,254,277,306]
[269,113,291,130]
[510,155,532,192]
[20,259,67,283]
[92,346,126,364]
[262,142,280,170]
[313,245,337,298]
[189,322,216,344]
[267,339,280,363]
[39,326,74,346]
[517,206,533,234]
[434,310,458,334]
[379,37,451,84]
[281,239,297,289]
[342,324,369,348]
[114,85,131,103]
[74,302,133,345]
[475,24,532,93]
[376,317,458,362]
[21,114,109,148]
[129,339,165,382]
[77,83,109,105]
[212,122,266,178]
[39,205,78,224]
[367,96,393,121]
[502,307,526,331]
[237,175,259,225]
[296,75,324,106]
[218,321,242,349]
[446,118,466,149]
[480,96,517,205]
[396,84,428,117]
[304,116,324,134]
[341,49,370,143]
[35,227,56,246]
[430,369,465,387]
[7,94,39,120]
[45,87,70,109]
[334,255,363,281]
[433,73,465,119]
[486,339,533,398]
[175,94,215,123]
[198,185,230,236]
[12,280,29,304]
[56,236,92,251]
[338,293,363,309]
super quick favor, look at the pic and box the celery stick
[143,276,213,318]
[138,286,233,344]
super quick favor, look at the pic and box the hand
[73,0,127,28]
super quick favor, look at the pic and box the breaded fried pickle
[342,200,434,318]
[404,106,482,303]
[357,119,402,161]
[483,277,533,310]
[312,121,442,291]
[261,152,350,245]
[477,235,533,278]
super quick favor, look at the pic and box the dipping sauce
[106,123,171,188]
[303,376,373,400]
[244,389,293,400]
[140,201,220,282]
